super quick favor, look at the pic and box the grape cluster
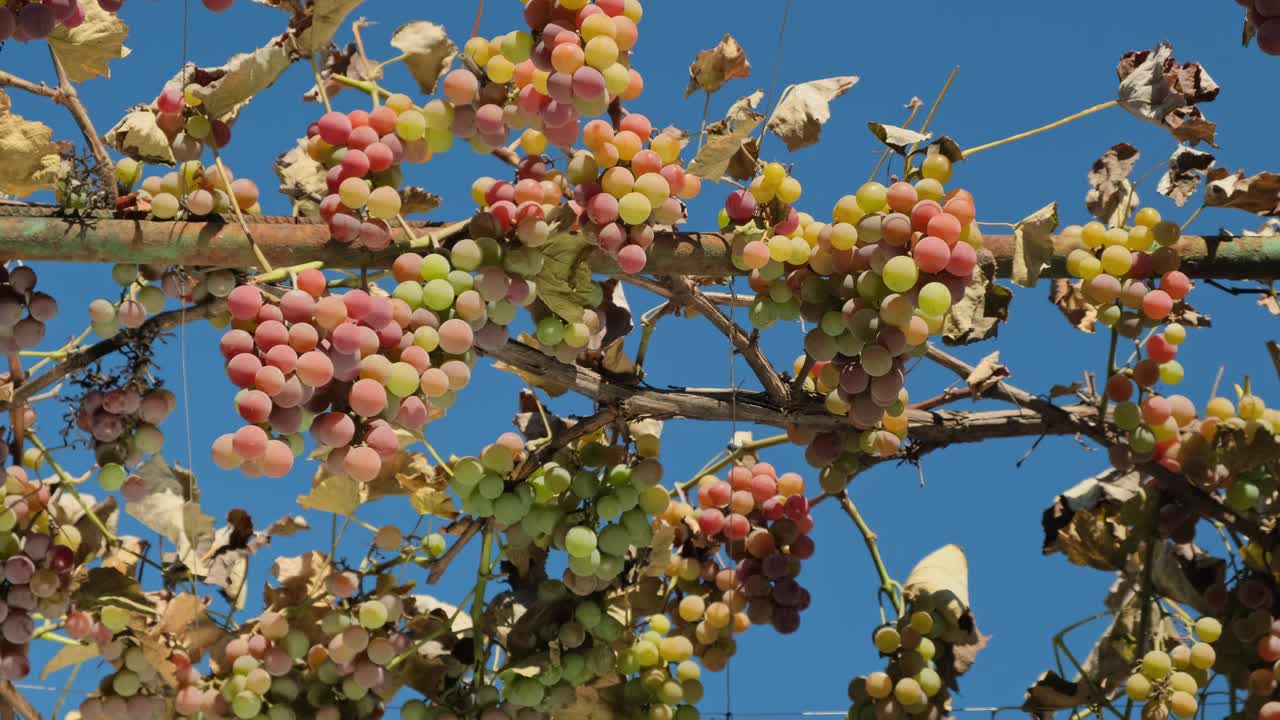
[118,157,259,221]
[1122,620,1219,720]
[311,99,434,249]
[740,156,978,443]
[681,460,815,634]
[0,466,83,682]
[0,0,123,41]
[177,597,407,720]
[1244,0,1280,55]
[1065,209,1192,388]
[612,612,706,720]
[0,265,56,353]
[570,118,696,272]
[74,383,175,468]
[435,0,645,157]
[449,431,666,592]
[89,261,238,338]
[73,605,172,720]
[212,258,508,480]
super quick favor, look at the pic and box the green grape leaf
[391,21,459,95]
[867,122,930,155]
[47,0,131,82]
[106,106,176,165]
[686,100,763,181]
[1204,168,1280,216]
[1085,143,1140,226]
[766,75,858,151]
[1157,145,1215,207]
[941,249,1010,346]
[535,235,596,322]
[1012,201,1059,287]
[0,91,63,197]
[684,33,751,97]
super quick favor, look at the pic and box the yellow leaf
[297,469,362,516]
[904,544,970,609]
[0,90,62,197]
[391,21,458,95]
[766,76,858,151]
[47,0,131,82]
[106,106,176,165]
[41,642,98,679]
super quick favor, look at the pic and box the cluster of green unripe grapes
[70,605,174,720]
[1123,617,1220,720]
[89,262,240,339]
[449,430,667,595]
[848,590,979,720]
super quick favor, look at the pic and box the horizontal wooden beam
[0,206,1276,280]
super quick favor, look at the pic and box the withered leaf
[275,138,327,206]
[264,550,331,609]
[0,91,63,197]
[684,34,751,97]
[1204,168,1280,216]
[687,103,763,181]
[305,42,381,103]
[47,0,131,82]
[1012,202,1059,287]
[867,122,930,154]
[105,106,175,165]
[1085,143,1140,225]
[1023,671,1089,716]
[1116,42,1220,146]
[1157,145,1215,206]
[766,76,858,151]
[1041,468,1141,570]
[904,544,970,609]
[1049,280,1097,334]
[941,249,1010,346]
[169,43,293,122]
[402,187,442,216]
[391,21,458,95]
[72,567,147,610]
[964,351,1008,397]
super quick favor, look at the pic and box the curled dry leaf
[305,42,382,103]
[1012,202,1059,288]
[963,352,1008,397]
[391,21,459,95]
[1157,145,1215,206]
[903,544,970,609]
[47,0,131,82]
[287,0,365,55]
[1049,280,1097,334]
[766,76,859,151]
[684,34,751,97]
[1040,468,1141,570]
[275,138,327,207]
[401,187,442,216]
[1085,143,1140,226]
[264,550,332,609]
[941,249,1011,346]
[686,96,764,182]
[1116,41,1219,146]
[106,106,176,165]
[168,43,293,122]
[867,122,931,155]
[0,90,63,197]
[126,457,215,575]
[1204,168,1280,216]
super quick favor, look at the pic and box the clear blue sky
[7,1,1280,716]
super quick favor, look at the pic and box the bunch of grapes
[1065,209,1193,385]
[310,98,435,249]
[0,265,57,353]
[449,431,667,593]
[118,157,259,222]
[1243,0,1280,55]
[176,597,408,720]
[74,383,175,468]
[89,261,237,338]
[211,258,510,481]
[0,0,123,42]
[1122,620,1219,720]
[739,155,977,439]
[434,0,645,157]
[610,612,706,720]
[0,466,85,681]
[848,590,979,720]
[628,549,748,673]
[72,606,173,720]
[149,82,235,164]
[676,460,815,634]
[469,151,569,240]
[569,118,696,272]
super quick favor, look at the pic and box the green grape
[1114,402,1141,431]
[386,362,420,397]
[401,700,430,720]
[572,470,599,499]
[1141,650,1172,680]
[111,670,141,697]
[1160,360,1184,385]
[1168,691,1197,718]
[882,256,919,293]
[420,254,451,281]
[639,485,670,515]
[1124,673,1151,701]
[544,465,572,494]
[917,282,951,316]
[494,493,527,525]
[598,524,631,555]
[568,549,601,575]
[393,281,424,308]
[607,464,632,486]
[1226,481,1259,513]
[481,443,514,473]
[1189,641,1215,669]
[1169,671,1197,694]
[232,692,263,720]
[477,473,506,500]
[358,599,388,629]
[99,463,127,491]
[423,279,456,311]
[1194,617,1222,643]
[453,458,484,489]
[916,668,942,697]
[856,182,888,212]
[873,626,900,654]
[597,494,624,521]
[422,533,446,558]
[565,526,598,557]
[536,317,565,346]
[101,605,130,633]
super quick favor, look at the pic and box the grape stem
[308,52,334,113]
[350,19,382,109]
[677,433,790,495]
[903,66,960,170]
[1097,328,1119,428]
[29,433,116,544]
[471,520,497,683]
[961,100,1120,159]
[253,260,325,286]
[210,150,275,275]
[330,73,391,100]
[837,490,904,618]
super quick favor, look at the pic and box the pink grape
[254,320,289,351]
[349,378,387,417]
[698,508,726,535]
[227,285,263,320]
[226,353,262,388]
[913,236,951,274]
[725,190,757,223]
[318,111,353,146]
[203,0,234,10]
[264,344,298,373]
[437,319,474,355]
[236,390,272,423]
[312,412,355,447]
[344,445,382,482]
[295,351,334,386]
[260,440,294,478]
[212,433,241,469]
[618,245,647,273]
[232,425,268,459]
[1142,289,1173,320]
[946,241,977,276]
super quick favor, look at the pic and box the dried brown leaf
[1086,143,1140,225]
[867,122,930,154]
[684,34,750,97]
[964,352,1008,396]
[766,76,858,151]
[1116,42,1219,146]
[105,105,175,165]
[1204,168,1280,216]
[941,250,1010,345]
[1012,202,1059,287]
[47,0,131,82]
[275,138,327,206]
[687,103,763,181]
[0,90,63,197]
[391,21,458,95]
[1049,280,1098,334]
[1157,145,1215,206]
